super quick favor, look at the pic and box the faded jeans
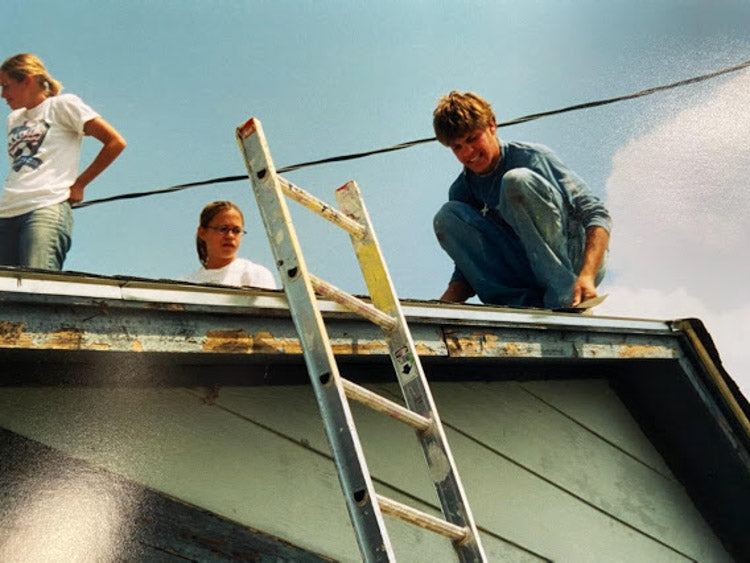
[0,201,73,270]
[434,168,605,308]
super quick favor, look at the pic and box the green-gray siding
[0,379,732,561]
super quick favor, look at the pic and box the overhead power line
[74,57,750,210]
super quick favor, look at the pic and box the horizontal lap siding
[0,386,529,561]
[428,380,730,561]
[0,379,732,561]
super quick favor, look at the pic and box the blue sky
[3,1,750,393]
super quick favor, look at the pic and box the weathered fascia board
[0,268,678,360]
[441,325,680,360]
[0,291,446,358]
[0,291,680,362]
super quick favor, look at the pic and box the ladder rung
[309,273,398,332]
[376,494,470,544]
[341,378,431,432]
[279,177,367,239]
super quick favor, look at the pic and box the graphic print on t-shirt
[8,119,50,172]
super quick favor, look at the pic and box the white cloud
[598,286,750,393]
[601,69,750,398]
[598,286,711,320]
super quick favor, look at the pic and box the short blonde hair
[433,91,496,145]
[1,53,62,96]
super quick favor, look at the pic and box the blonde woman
[0,53,126,270]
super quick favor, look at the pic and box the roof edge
[671,318,750,446]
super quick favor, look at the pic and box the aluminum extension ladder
[236,118,486,562]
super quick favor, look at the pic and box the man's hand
[569,225,609,307]
[571,274,598,307]
[440,279,476,303]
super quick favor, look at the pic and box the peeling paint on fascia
[202,329,303,354]
[445,331,543,358]
[579,343,676,359]
[0,321,122,351]
[40,328,86,350]
[201,329,440,357]
[330,340,389,355]
[414,342,441,357]
[0,320,33,348]
[143,302,186,312]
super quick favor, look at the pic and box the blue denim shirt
[447,139,612,283]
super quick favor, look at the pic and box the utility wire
[74,58,750,210]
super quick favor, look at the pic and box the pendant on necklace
[480,203,489,217]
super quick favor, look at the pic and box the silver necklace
[469,150,503,218]
[473,171,502,218]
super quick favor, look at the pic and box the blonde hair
[196,201,244,266]
[1,53,62,96]
[433,91,496,145]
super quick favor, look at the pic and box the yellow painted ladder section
[236,117,486,562]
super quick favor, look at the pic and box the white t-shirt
[184,257,277,289]
[1,93,99,218]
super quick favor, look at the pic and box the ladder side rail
[236,118,395,562]
[335,181,487,562]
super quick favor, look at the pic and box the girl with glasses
[184,200,277,289]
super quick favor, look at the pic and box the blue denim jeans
[434,168,605,308]
[0,201,73,270]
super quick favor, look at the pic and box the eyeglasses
[205,225,247,236]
